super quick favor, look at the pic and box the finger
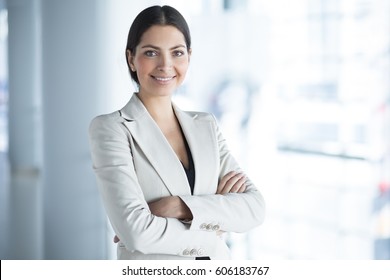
[237,184,247,193]
[229,175,247,193]
[220,173,245,194]
[228,174,246,193]
[219,173,241,194]
[217,171,237,194]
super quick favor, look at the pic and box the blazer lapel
[174,105,219,195]
[120,94,191,196]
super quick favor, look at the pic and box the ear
[126,50,136,72]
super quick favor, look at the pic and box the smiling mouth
[152,76,175,82]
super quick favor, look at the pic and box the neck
[136,92,175,123]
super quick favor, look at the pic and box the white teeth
[154,76,173,81]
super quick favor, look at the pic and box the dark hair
[125,5,191,85]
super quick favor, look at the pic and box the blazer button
[200,223,207,230]
[183,249,190,256]
[190,249,198,256]
[212,225,220,231]
[206,224,213,231]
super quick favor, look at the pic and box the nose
[157,53,172,71]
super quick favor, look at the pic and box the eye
[173,50,185,57]
[144,50,157,57]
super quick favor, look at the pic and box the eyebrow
[141,44,186,50]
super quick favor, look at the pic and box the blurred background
[0,0,389,260]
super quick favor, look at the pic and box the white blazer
[89,93,265,260]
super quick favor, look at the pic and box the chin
[155,84,180,95]
[152,87,176,97]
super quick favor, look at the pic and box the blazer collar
[120,93,199,121]
[119,93,149,121]
[120,93,216,196]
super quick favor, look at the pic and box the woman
[89,5,265,260]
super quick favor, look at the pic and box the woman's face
[128,25,191,98]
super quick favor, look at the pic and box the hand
[148,196,193,220]
[217,171,247,194]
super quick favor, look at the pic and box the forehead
[138,25,186,48]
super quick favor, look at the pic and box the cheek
[176,60,190,74]
[135,57,154,72]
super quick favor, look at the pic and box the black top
[181,136,195,195]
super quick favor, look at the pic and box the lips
[152,75,175,82]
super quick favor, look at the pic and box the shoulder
[89,110,127,137]
[90,110,120,127]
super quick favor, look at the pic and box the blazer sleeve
[89,114,229,258]
[179,115,266,233]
